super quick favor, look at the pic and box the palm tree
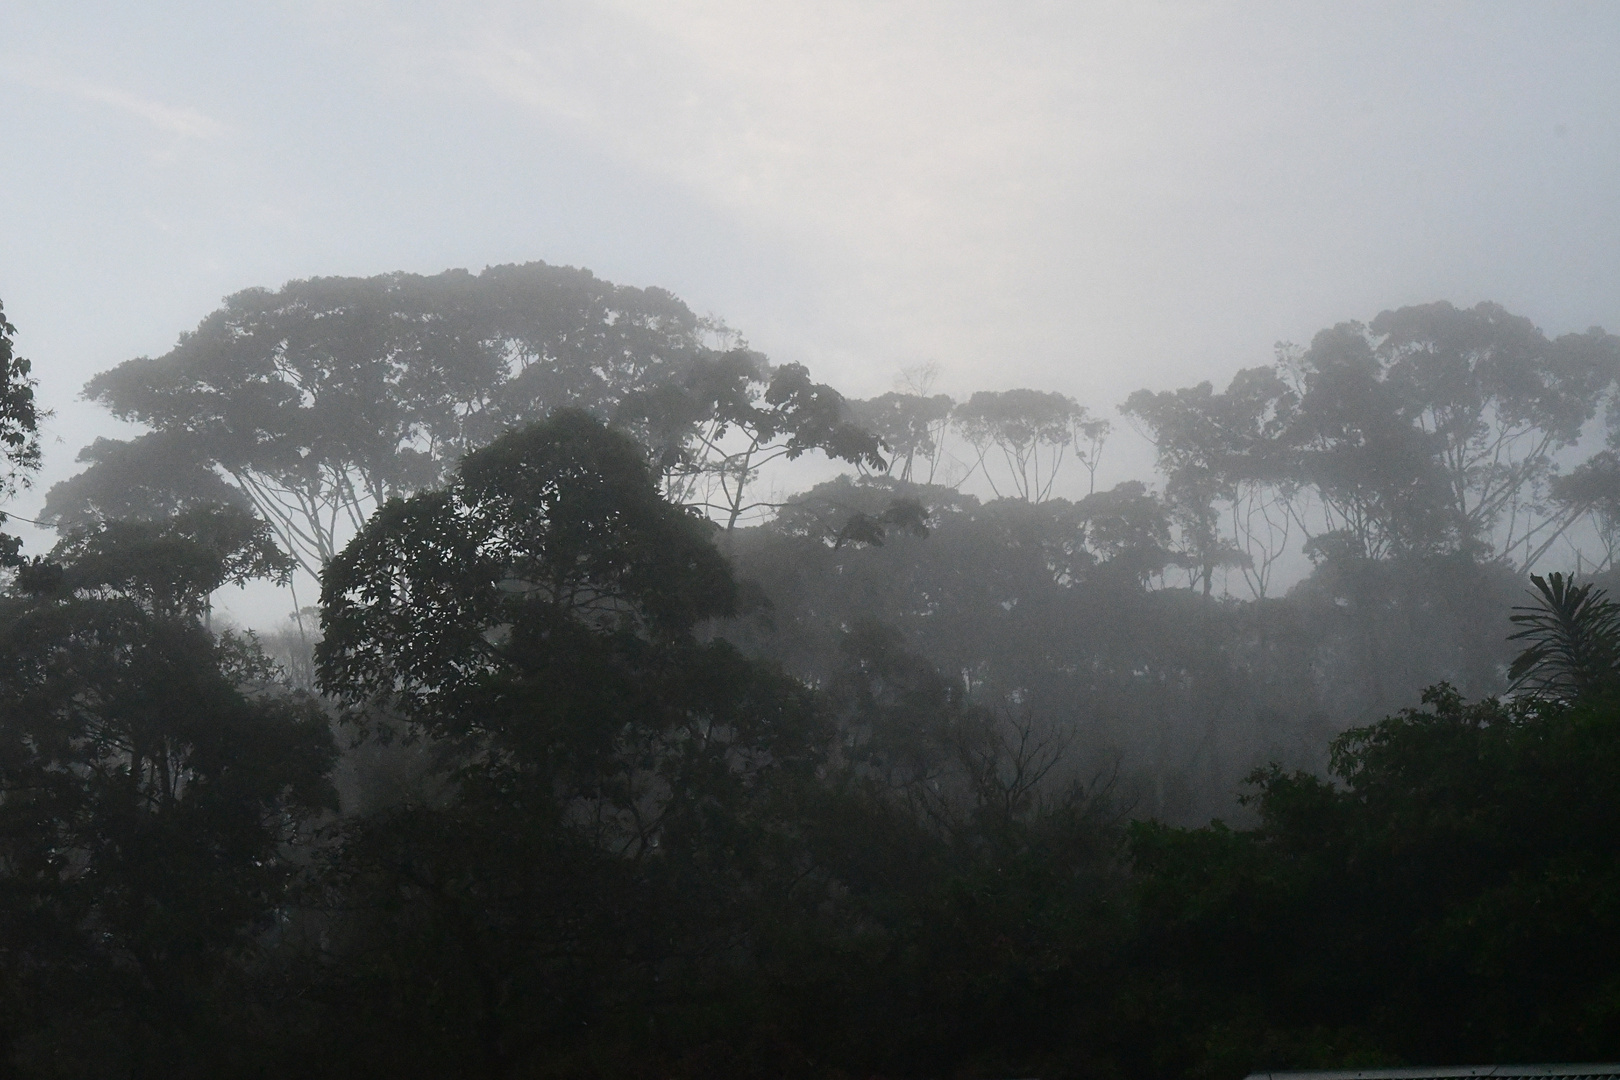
[1507,572,1620,701]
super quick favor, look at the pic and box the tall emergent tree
[1287,303,1620,565]
[45,263,719,575]
[615,349,884,530]
[311,410,823,1075]
[953,389,1107,503]
[848,391,956,484]
[1128,302,1620,582]
[1551,450,1620,572]
[1123,365,1298,597]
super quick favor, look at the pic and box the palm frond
[1507,572,1620,700]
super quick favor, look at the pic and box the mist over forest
[1,260,1620,1078]
[6,3,1620,1076]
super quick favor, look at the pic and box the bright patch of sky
[2,1,1618,621]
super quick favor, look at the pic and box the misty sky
[4,1,1620,556]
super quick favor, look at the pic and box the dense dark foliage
[0,505,333,1077]
[9,280,1620,1076]
[1125,684,1620,1076]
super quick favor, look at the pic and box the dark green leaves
[0,530,335,1075]
[44,503,292,618]
[318,410,739,722]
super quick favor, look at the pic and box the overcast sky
[3,1,1620,591]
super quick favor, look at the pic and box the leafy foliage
[1123,365,1297,596]
[19,281,1620,1078]
[306,411,830,1075]
[54,264,718,574]
[42,503,292,618]
[1127,685,1620,1075]
[616,349,884,529]
[0,299,42,567]
[41,432,251,530]
[0,300,41,508]
[1507,572,1620,699]
[0,512,334,1077]
[954,388,1102,503]
[847,390,956,484]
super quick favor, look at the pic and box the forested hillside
[4,267,1620,1077]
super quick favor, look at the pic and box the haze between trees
[3,271,1620,1076]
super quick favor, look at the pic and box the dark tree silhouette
[0,513,333,1077]
[0,299,41,564]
